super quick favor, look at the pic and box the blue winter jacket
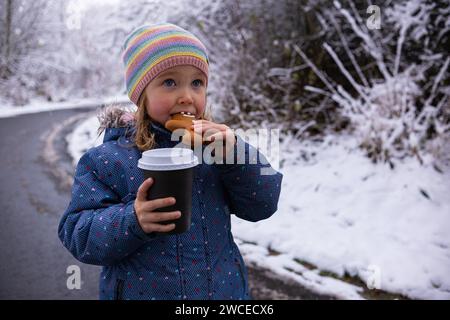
[58,107,283,300]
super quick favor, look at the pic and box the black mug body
[142,168,193,235]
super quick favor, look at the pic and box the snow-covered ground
[0,95,129,119]
[234,134,450,300]
[61,111,450,300]
[66,114,107,166]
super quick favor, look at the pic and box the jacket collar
[103,127,129,142]
[150,121,180,147]
[102,121,177,147]
[150,121,172,137]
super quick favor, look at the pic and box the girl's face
[143,65,207,125]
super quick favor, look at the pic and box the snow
[76,0,121,10]
[236,239,365,299]
[231,134,450,300]
[62,111,450,300]
[66,115,104,166]
[0,95,129,119]
[1,0,447,300]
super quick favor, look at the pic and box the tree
[298,0,449,163]
[0,0,13,79]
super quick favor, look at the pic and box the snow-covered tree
[297,0,449,164]
[179,0,449,164]
[178,0,349,135]
[0,0,55,104]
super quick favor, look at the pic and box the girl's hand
[133,178,181,233]
[191,120,236,158]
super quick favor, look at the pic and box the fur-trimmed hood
[96,103,171,144]
[97,103,136,134]
[96,104,137,143]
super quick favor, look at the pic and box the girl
[58,23,283,300]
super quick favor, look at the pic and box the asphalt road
[0,107,332,300]
[0,108,100,299]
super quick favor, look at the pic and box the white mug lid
[138,147,198,171]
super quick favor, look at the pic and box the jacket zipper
[115,279,125,300]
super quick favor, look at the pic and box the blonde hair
[134,92,214,152]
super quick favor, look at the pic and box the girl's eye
[163,79,176,87]
[192,79,204,88]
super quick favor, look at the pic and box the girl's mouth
[170,111,196,118]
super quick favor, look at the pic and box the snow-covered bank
[232,134,450,300]
[67,113,107,166]
[0,95,130,119]
[67,113,450,300]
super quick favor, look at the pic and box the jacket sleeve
[214,135,283,222]
[58,149,156,266]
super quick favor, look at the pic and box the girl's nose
[177,88,194,105]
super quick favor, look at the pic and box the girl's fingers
[203,129,221,140]
[145,196,176,211]
[207,130,236,143]
[192,121,227,133]
[192,122,212,134]
[136,177,153,202]
[144,222,176,233]
[193,120,226,129]
[192,119,209,126]
[142,210,181,223]
[205,131,224,142]
[198,127,225,140]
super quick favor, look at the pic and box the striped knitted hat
[122,23,209,105]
